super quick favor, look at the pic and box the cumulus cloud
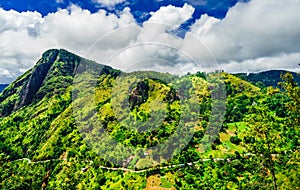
[0,3,196,83]
[0,5,136,83]
[190,0,300,72]
[1,1,300,83]
[223,53,300,73]
[95,4,199,75]
[93,0,126,8]
[147,3,195,28]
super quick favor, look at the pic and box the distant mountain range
[234,70,300,88]
[0,84,8,92]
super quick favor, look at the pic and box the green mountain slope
[0,49,118,160]
[0,49,298,189]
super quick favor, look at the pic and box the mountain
[0,84,8,93]
[0,49,298,189]
[0,48,208,161]
[234,70,300,88]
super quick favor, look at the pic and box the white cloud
[223,53,300,73]
[147,3,195,28]
[0,5,136,83]
[93,0,126,8]
[0,3,197,83]
[190,0,300,72]
[190,14,220,36]
[134,3,194,47]
[95,4,199,75]
[0,68,13,77]
[1,1,300,83]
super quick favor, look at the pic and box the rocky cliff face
[17,49,60,108]
[0,49,82,117]
[129,81,150,110]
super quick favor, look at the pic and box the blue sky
[0,0,242,18]
[0,0,299,83]
[0,0,245,28]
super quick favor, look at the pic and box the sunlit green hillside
[0,49,299,189]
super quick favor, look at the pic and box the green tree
[244,103,282,190]
[279,73,300,145]
[278,73,300,188]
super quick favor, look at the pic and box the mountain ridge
[1,54,298,96]
[233,70,300,87]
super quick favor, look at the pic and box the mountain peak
[18,49,85,107]
[39,49,81,65]
[0,48,120,117]
[0,49,83,116]
[41,49,59,59]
